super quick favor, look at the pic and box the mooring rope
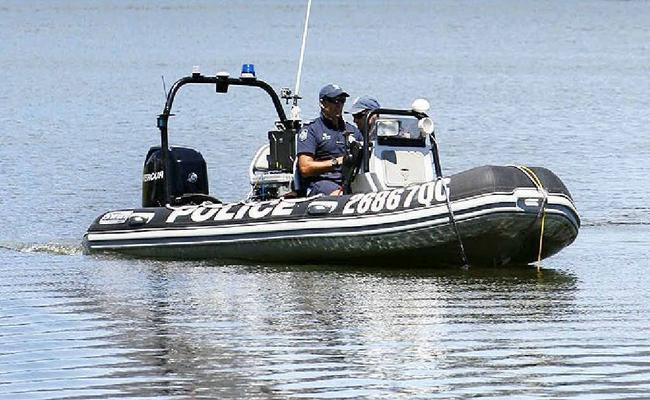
[514,165,548,270]
[439,177,470,269]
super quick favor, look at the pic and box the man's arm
[298,154,344,177]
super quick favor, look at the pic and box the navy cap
[346,96,381,115]
[319,83,349,99]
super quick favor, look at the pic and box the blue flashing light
[241,63,256,78]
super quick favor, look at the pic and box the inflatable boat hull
[83,166,579,267]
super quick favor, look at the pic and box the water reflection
[5,251,650,398]
[9,259,578,398]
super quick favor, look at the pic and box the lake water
[1,0,649,398]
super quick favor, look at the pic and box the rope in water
[514,166,548,270]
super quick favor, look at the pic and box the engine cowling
[142,146,209,207]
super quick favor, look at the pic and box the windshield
[374,118,421,140]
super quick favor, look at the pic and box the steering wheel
[341,141,363,194]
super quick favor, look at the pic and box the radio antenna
[161,75,168,99]
[290,0,312,120]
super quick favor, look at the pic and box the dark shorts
[306,180,342,196]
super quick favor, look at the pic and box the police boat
[83,67,580,267]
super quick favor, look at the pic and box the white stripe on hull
[86,191,578,250]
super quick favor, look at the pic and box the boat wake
[0,241,83,256]
[585,221,650,227]
[583,207,650,227]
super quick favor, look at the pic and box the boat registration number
[342,179,450,215]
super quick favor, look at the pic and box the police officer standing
[297,84,363,196]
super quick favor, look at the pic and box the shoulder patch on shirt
[298,128,308,142]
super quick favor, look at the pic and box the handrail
[160,74,289,123]
[155,74,292,205]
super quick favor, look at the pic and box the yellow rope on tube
[515,166,548,270]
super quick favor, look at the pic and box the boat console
[249,102,440,200]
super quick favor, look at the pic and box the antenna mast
[290,0,312,121]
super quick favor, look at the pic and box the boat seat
[251,144,270,173]
[248,144,293,200]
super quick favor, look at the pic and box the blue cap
[319,83,349,99]
[346,96,381,115]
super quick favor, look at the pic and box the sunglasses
[324,97,346,105]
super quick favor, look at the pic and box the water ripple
[2,0,650,398]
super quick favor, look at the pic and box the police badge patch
[298,129,308,141]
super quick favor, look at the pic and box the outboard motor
[142,146,210,207]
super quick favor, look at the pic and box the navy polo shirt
[296,114,363,183]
